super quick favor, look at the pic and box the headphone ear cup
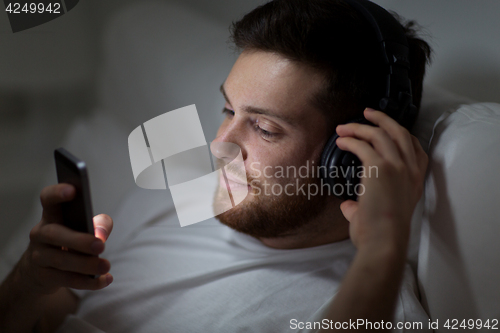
[320,133,361,201]
[320,117,372,201]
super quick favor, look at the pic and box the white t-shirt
[57,190,430,333]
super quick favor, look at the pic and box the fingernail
[95,227,108,241]
[106,274,113,286]
[91,240,104,254]
[365,108,375,112]
[98,260,109,274]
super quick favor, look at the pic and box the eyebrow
[220,84,296,126]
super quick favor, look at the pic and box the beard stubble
[214,164,329,239]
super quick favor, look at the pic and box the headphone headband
[342,0,416,128]
[320,0,417,200]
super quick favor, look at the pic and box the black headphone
[320,0,416,201]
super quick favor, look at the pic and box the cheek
[245,146,281,178]
[242,130,324,180]
[245,144,308,181]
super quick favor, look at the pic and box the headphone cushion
[320,117,373,200]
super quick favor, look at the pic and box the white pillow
[405,85,473,272]
[413,85,474,152]
[418,102,500,326]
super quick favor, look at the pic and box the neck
[258,198,350,249]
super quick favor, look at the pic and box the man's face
[213,50,332,239]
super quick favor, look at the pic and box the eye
[222,107,234,118]
[257,126,275,139]
[254,119,276,140]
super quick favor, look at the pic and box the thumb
[340,200,358,222]
[93,214,113,243]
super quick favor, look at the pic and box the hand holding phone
[54,148,113,280]
[12,149,114,295]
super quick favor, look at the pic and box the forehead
[224,50,326,126]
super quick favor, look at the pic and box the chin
[213,178,328,239]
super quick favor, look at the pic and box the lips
[225,174,247,186]
[219,172,249,191]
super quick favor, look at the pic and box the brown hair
[230,0,432,127]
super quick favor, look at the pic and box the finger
[33,246,110,276]
[93,214,113,243]
[336,123,401,165]
[40,184,75,224]
[363,109,418,174]
[340,200,358,222]
[34,223,105,255]
[39,268,113,291]
[335,136,380,166]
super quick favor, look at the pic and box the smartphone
[55,148,98,278]
[54,148,95,235]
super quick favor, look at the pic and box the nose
[210,141,241,165]
[211,119,246,165]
